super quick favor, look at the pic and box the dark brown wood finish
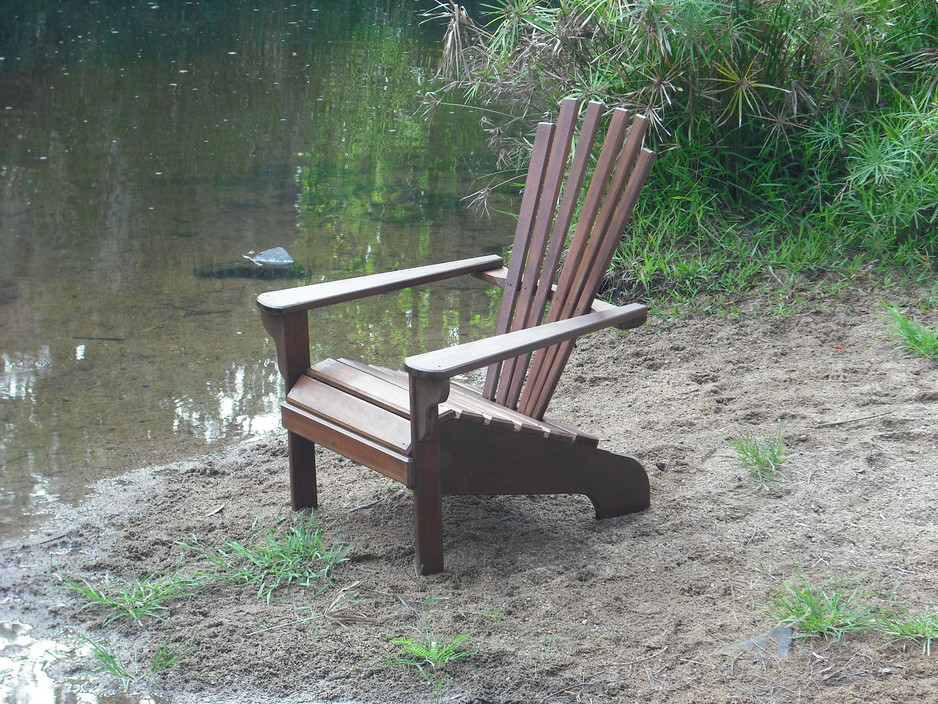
[257,100,655,573]
[403,305,647,379]
[494,99,582,406]
[522,152,655,414]
[482,121,556,400]
[257,255,503,315]
[409,376,449,575]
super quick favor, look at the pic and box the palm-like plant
[427,0,938,292]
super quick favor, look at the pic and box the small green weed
[148,634,197,676]
[877,608,938,655]
[78,634,195,691]
[761,566,938,653]
[63,570,198,625]
[725,426,787,488]
[79,635,135,690]
[388,630,474,674]
[387,620,475,692]
[768,575,877,640]
[179,513,351,602]
[884,305,938,359]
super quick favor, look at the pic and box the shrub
[428,0,938,291]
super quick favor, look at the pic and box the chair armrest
[257,254,503,314]
[404,303,647,380]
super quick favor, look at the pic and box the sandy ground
[2,286,937,703]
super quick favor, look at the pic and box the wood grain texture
[439,419,650,517]
[287,375,412,453]
[257,101,656,574]
[404,304,647,379]
[483,121,556,399]
[409,376,449,575]
[281,403,412,485]
[257,255,502,314]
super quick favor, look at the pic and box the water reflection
[0,621,73,704]
[1,347,52,400]
[0,621,169,704]
[171,361,282,442]
[0,0,512,542]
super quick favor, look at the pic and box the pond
[0,0,514,549]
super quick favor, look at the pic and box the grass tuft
[769,575,877,640]
[760,566,938,654]
[725,426,787,488]
[77,633,195,691]
[63,570,198,625]
[877,608,938,655]
[884,304,938,359]
[179,512,351,602]
[78,635,136,690]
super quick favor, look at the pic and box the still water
[0,0,513,548]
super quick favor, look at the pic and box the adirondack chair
[257,98,656,574]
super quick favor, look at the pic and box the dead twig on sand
[815,411,894,428]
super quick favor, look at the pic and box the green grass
[878,608,938,655]
[427,0,938,303]
[148,634,197,676]
[388,630,474,675]
[386,619,476,694]
[764,569,938,654]
[768,575,877,640]
[884,304,938,359]
[63,570,198,625]
[385,595,477,694]
[78,634,195,691]
[63,514,351,696]
[725,427,787,488]
[179,513,351,602]
[78,635,136,690]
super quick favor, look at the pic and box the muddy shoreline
[2,288,937,703]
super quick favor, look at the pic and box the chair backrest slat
[482,121,556,399]
[533,100,605,316]
[522,147,656,419]
[545,108,633,324]
[495,98,583,406]
[519,113,651,417]
[496,101,605,408]
[482,99,655,419]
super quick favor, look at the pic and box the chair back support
[482,98,655,419]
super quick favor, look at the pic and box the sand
[2,286,936,703]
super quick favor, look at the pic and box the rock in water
[243,247,295,269]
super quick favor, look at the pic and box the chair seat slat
[287,375,413,453]
[281,402,412,485]
[315,358,581,442]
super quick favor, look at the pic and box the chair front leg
[409,376,450,575]
[288,431,317,510]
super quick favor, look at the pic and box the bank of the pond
[2,289,937,703]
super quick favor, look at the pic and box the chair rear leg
[288,431,318,509]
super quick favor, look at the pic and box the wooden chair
[257,98,656,574]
